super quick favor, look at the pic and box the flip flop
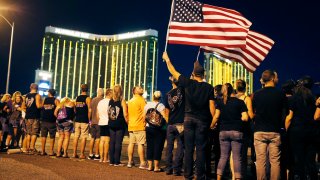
[154,168,164,172]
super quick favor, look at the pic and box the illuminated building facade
[204,53,254,94]
[41,26,158,101]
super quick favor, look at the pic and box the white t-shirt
[97,98,110,126]
[144,101,165,114]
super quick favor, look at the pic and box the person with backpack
[54,97,75,158]
[40,89,59,156]
[144,91,168,172]
[108,85,128,166]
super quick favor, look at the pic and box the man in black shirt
[40,89,60,156]
[163,52,215,180]
[25,83,42,154]
[164,76,185,176]
[252,70,288,180]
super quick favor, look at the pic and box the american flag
[168,0,252,48]
[201,31,275,72]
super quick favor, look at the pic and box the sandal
[48,152,56,156]
[56,153,62,157]
[154,168,164,172]
[62,154,69,158]
[40,152,47,156]
[71,154,79,158]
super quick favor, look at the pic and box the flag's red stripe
[169,25,248,32]
[203,11,250,26]
[169,33,247,41]
[169,40,247,48]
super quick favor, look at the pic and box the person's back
[179,76,214,121]
[128,94,146,131]
[217,97,247,132]
[253,87,287,133]
[75,95,89,123]
[252,70,287,180]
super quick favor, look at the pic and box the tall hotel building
[41,26,158,101]
[204,53,253,94]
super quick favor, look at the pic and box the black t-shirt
[252,87,288,133]
[289,95,316,128]
[216,97,248,132]
[25,93,41,119]
[75,95,89,123]
[41,97,56,122]
[164,87,185,125]
[108,99,126,129]
[178,75,215,121]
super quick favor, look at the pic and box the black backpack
[145,103,163,127]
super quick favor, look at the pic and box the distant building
[204,53,253,94]
[41,26,158,100]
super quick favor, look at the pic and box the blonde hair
[1,94,11,102]
[113,85,123,101]
[60,97,71,107]
[153,91,162,101]
[12,91,21,101]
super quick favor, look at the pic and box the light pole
[0,14,14,94]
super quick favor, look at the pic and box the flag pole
[196,47,201,61]
[165,0,175,52]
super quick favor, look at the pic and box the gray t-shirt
[91,96,103,125]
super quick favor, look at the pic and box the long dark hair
[223,83,234,104]
[294,85,315,107]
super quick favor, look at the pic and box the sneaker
[139,162,148,170]
[114,163,125,167]
[127,161,134,168]
[93,154,100,161]
[87,154,94,160]
[109,163,114,166]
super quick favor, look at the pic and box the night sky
[0,0,319,96]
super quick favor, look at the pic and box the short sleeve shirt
[178,75,215,121]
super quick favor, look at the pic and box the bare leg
[41,137,47,153]
[57,133,64,156]
[104,137,110,163]
[99,137,105,162]
[49,138,55,155]
[6,135,12,147]
[30,135,37,150]
[73,136,79,157]
[148,160,153,170]
[94,139,100,156]
[26,135,31,150]
[138,144,146,165]
[154,160,160,170]
[13,128,18,146]
[88,138,95,155]
[127,143,134,164]
[80,138,87,158]
[63,132,70,157]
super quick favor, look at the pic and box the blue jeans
[254,132,281,180]
[109,128,125,164]
[166,124,184,173]
[217,130,243,179]
[184,116,209,180]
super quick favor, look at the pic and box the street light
[0,14,14,94]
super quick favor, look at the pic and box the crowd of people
[0,51,319,180]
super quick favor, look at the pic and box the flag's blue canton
[172,0,203,23]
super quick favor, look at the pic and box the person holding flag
[162,52,216,180]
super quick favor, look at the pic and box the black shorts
[90,124,100,139]
[40,121,57,138]
[99,125,109,136]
